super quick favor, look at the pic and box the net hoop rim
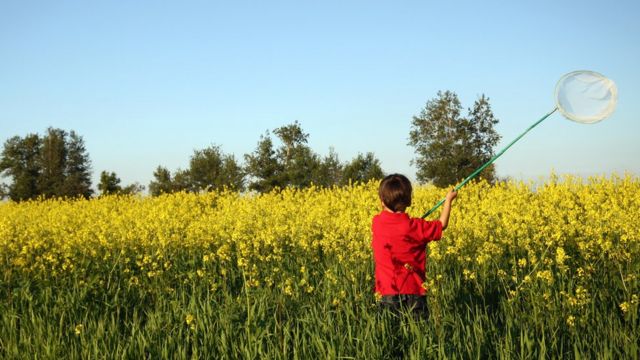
[554,70,618,124]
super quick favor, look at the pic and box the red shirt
[371,211,443,295]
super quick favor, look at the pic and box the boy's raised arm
[439,189,457,230]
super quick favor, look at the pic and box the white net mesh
[554,70,617,124]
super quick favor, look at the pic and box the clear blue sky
[1,0,639,189]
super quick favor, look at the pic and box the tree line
[0,122,385,201]
[147,121,385,196]
[1,91,500,201]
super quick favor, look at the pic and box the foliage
[61,131,94,198]
[245,121,319,189]
[0,134,41,200]
[1,174,638,358]
[341,152,384,185]
[98,171,121,195]
[313,148,343,187]
[149,145,244,196]
[245,122,385,191]
[148,166,174,196]
[98,170,144,196]
[244,133,283,193]
[0,128,93,201]
[38,128,67,198]
[188,145,244,192]
[409,92,501,187]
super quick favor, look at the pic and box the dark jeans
[378,294,429,319]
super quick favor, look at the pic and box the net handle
[421,107,558,219]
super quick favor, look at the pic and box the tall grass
[1,176,639,358]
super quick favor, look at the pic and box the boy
[372,174,457,316]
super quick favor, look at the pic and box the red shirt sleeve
[414,218,443,244]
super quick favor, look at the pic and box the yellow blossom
[517,258,527,268]
[566,315,575,328]
[620,302,629,314]
[185,314,196,331]
[555,247,568,266]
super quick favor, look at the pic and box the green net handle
[420,108,558,219]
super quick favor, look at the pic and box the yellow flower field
[1,174,639,358]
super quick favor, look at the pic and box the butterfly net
[554,70,617,124]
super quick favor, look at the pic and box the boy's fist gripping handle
[422,188,457,219]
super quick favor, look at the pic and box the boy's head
[378,174,412,212]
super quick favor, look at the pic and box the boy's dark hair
[378,174,412,212]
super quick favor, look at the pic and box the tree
[244,133,284,192]
[273,121,320,188]
[283,145,320,188]
[219,155,244,191]
[0,128,93,201]
[313,148,343,187]
[409,91,500,187]
[171,169,192,192]
[245,122,326,191]
[341,152,384,185]
[148,166,174,196]
[188,145,244,192]
[99,171,145,196]
[0,134,42,201]
[245,122,387,191]
[149,145,244,196]
[466,95,501,182]
[121,183,145,195]
[273,120,309,164]
[148,166,190,195]
[62,131,93,198]
[98,171,122,195]
[38,128,67,198]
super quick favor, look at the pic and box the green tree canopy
[98,171,143,196]
[409,91,500,187]
[341,152,385,185]
[313,148,343,187]
[38,128,67,198]
[0,134,41,201]
[244,122,386,191]
[0,128,93,201]
[274,121,319,188]
[62,131,94,198]
[245,122,326,191]
[98,171,122,196]
[148,166,174,196]
[148,145,244,196]
[244,133,283,193]
[188,145,244,192]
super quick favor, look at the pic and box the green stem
[421,108,558,219]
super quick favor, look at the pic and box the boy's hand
[446,189,457,202]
